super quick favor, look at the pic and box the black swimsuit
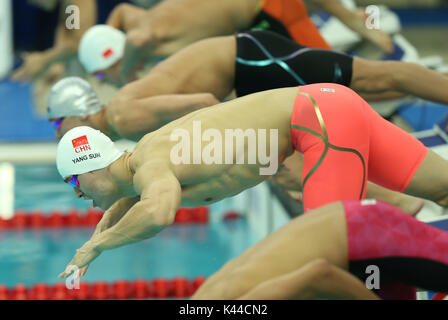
[234,30,354,97]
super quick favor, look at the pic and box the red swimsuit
[290,83,428,211]
[260,0,331,50]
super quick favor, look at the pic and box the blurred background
[0,0,447,300]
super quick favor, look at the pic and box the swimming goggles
[66,175,80,188]
[51,118,64,130]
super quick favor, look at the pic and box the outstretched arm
[108,0,254,76]
[11,0,96,82]
[312,0,393,53]
[106,3,147,31]
[107,92,220,141]
[94,197,141,233]
[107,3,164,77]
[59,166,181,276]
[352,57,448,106]
[237,259,381,300]
[357,91,406,102]
[107,3,153,76]
[77,196,140,277]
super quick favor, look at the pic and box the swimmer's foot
[395,195,424,216]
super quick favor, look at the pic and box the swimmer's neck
[108,152,138,198]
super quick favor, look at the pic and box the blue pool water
[0,221,260,287]
[14,164,91,212]
[2,164,263,287]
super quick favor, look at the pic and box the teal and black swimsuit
[234,30,353,97]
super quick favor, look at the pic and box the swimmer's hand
[286,190,303,203]
[120,31,149,78]
[74,215,110,277]
[106,3,147,32]
[106,3,153,77]
[314,0,394,54]
[356,8,394,54]
[11,52,49,82]
[58,240,102,279]
[360,26,394,54]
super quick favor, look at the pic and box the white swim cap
[79,25,126,73]
[56,126,124,178]
[47,77,102,119]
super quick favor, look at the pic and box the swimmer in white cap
[56,126,125,209]
[78,25,145,86]
[57,85,448,278]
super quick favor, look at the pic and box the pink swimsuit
[343,199,448,298]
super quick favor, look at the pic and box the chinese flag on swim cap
[102,48,114,58]
[78,25,126,73]
[72,135,89,148]
[56,126,124,179]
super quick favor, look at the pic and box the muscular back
[129,87,298,206]
[122,36,237,100]
[145,0,262,56]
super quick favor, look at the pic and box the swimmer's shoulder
[133,130,174,159]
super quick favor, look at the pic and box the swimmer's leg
[273,152,423,215]
[351,57,448,105]
[405,149,448,207]
[360,96,438,202]
[365,183,423,216]
[300,144,367,211]
[192,202,349,299]
[358,95,448,206]
[345,200,448,293]
[236,259,380,300]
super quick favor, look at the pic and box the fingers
[11,71,31,83]
[58,264,89,279]
[58,264,77,278]
[127,29,149,48]
[58,266,81,279]
[106,3,135,30]
[366,29,394,54]
[10,62,39,83]
[80,265,89,277]
[11,64,30,82]
[378,33,394,54]
[287,190,303,203]
[11,52,34,82]
[106,2,125,28]
[58,243,101,278]
[10,68,26,82]
[384,40,394,54]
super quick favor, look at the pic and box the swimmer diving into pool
[46,77,423,218]
[104,0,392,77]
[57,84,448,278]
[191,200,448,299]
[51,28,448,141]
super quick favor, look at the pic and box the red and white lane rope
[0,207,210,229]
[0,276,206,300]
